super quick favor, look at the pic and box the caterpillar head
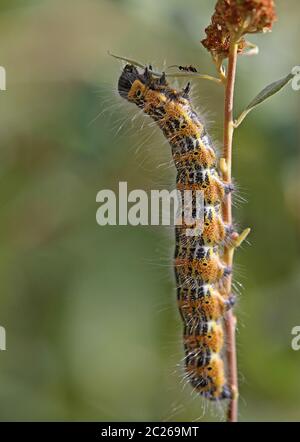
[118,64,189,108]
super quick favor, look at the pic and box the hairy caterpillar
[118,64,235,400]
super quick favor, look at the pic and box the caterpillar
[118,64,235,400]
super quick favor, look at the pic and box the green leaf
[234,72,295,128]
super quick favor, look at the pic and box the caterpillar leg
[203,384,232,401]
[225,294,236,310]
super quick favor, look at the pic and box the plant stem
[222,40,238,423]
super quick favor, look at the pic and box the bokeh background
[0,0,299,422]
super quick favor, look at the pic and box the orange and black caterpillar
[118,64,235,400]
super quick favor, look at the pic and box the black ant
[168,65,198,73]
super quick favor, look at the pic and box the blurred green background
[0,0,299,422]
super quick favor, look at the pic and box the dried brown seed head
[202,0,277,59]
